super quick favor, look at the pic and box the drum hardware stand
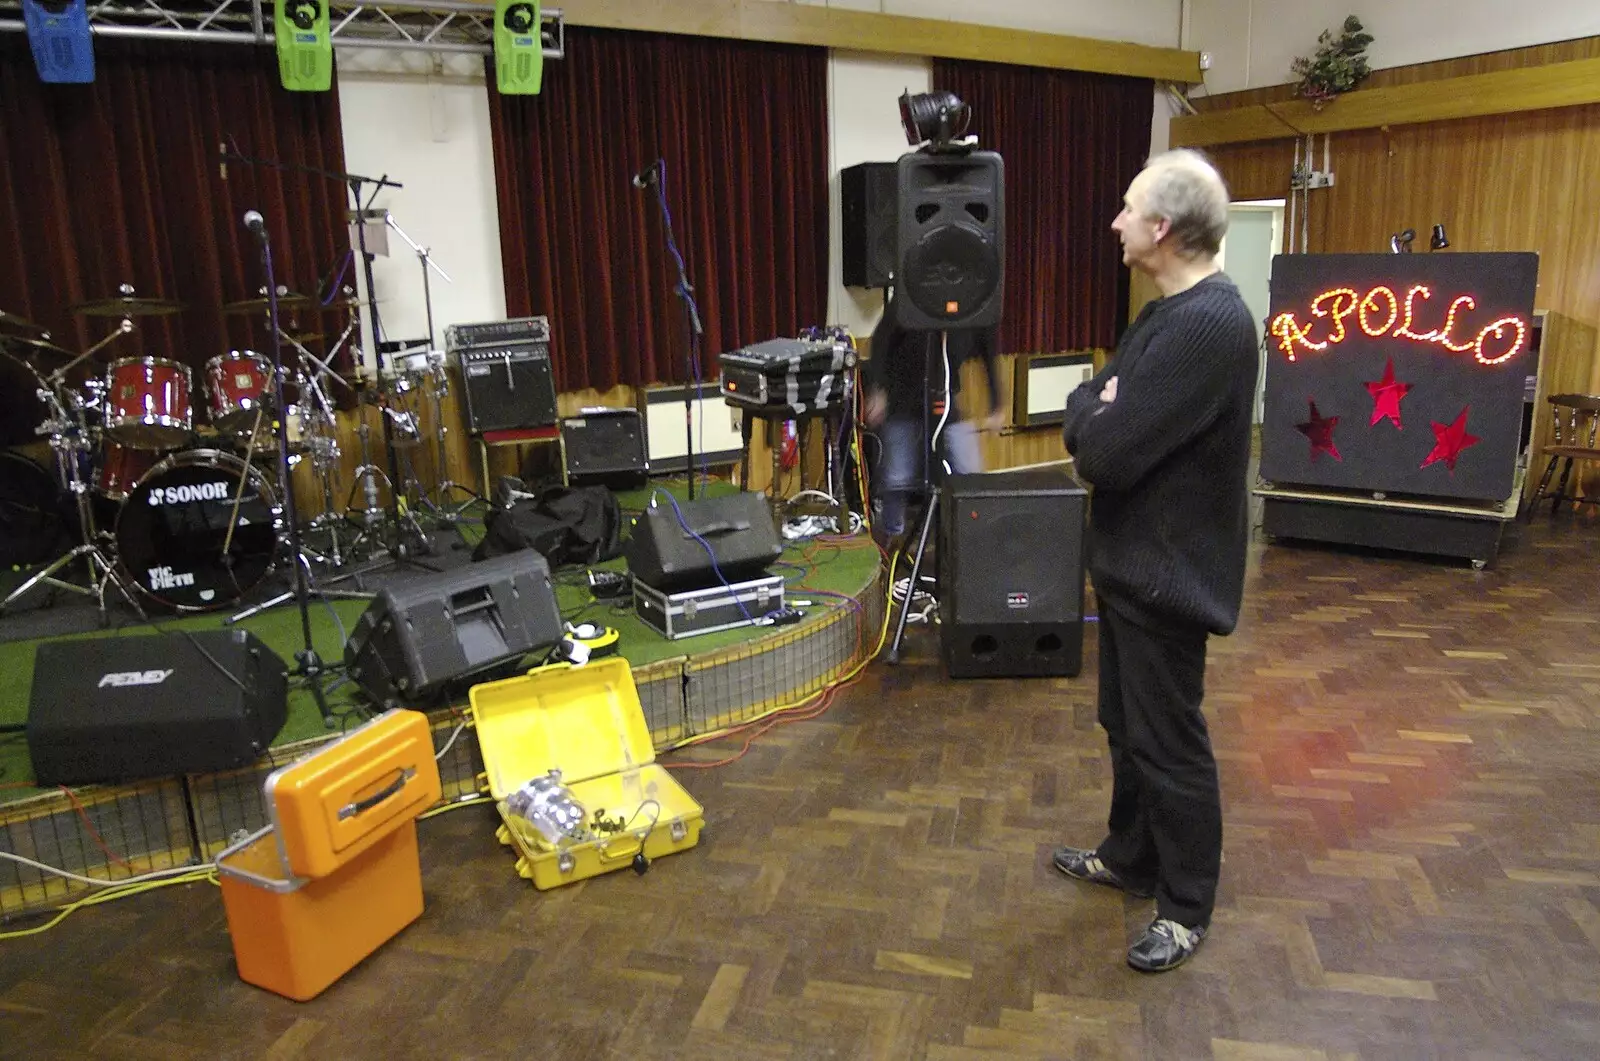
[0,337,146,624]
[242,207,337,728]
[887,330,951,666]
[218,143,434,571]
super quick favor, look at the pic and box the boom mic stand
[635,160,704,499]
[244,208,336,728]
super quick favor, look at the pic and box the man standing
[1053,149,1258,972]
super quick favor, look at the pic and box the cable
[0,850,211,889]
[0,868,217,942]
[435,720,467,761]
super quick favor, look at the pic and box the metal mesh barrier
[0,566,884,920]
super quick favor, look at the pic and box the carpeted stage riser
[0,579,883,920]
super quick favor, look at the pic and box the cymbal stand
[348,190,435,571]
[381,212,478,524]
[0,333,146,623]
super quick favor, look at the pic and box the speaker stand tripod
[886,331,951,665]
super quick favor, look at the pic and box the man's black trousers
[1093,600,1222,928]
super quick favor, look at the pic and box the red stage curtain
[932,59,1154,353]
[488,28,829,393]
[0,36,349,447]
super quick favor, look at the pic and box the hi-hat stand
[886,330,951,665]
[242,208,336,727]
[0,323,145,624]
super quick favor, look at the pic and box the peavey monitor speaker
[894,150,1005,331]
[27,629,288,785]
[938,468,1086,678]
[344,549,563,709]
[625,492,783,591]
[841,161,899,289]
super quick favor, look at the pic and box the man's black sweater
[1061,273,1258,637]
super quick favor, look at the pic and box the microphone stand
[637,161,703,499]
[246,210,336,729]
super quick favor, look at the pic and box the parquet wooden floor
[3,514,1599,1060]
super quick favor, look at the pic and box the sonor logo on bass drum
[98,669,174,689]
[147,481,231,505]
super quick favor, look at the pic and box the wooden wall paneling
[558,0,1201,82]
[1526,310,1600,504]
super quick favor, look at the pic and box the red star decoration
[1364,357,1413,429]
[1295,399,1342,462]
[1420,407,1481,471]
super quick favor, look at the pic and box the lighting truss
[0,0,565,57]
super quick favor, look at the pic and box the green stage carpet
[0,481,879,794]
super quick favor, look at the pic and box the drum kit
[0,278,469,623]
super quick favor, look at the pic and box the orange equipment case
[216,708,442,1001]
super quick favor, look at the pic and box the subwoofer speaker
[938,468,1086,679]
[344,549,563,709]
[27,629,288,785]
[894,150,1005,330]
[841,161,898,289]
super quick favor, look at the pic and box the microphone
[631,162,659,189]
[243,210,266,240]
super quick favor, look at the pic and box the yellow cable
[0,869,216,942]
[418,796,494,821]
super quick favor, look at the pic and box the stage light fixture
[1389,228,1416,254]
[899,90,971,149]
[1430,224,1450,251]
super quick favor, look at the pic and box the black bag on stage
[473,484,624,568]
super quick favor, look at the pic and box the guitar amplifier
[447,316,559,434]
[562,407,648,487]
[719,337,856,413]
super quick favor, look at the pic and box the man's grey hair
[1139,149,1230,259]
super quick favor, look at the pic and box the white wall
[334,51,506,365]
[1189,1,1600,94]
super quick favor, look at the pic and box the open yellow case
[469,657,703,890]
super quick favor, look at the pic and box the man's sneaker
[1051,847,1155,899]
[1127,918,1206,973]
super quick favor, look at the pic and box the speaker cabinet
[27,629,288,785]
[895,150,1005,330]
[345,550,563,709]
[938,468,1086,678]
[625,492,783,591]
[841,161,898,289]
[562,407,648,487]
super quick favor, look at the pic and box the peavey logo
[99,669,174,689]
[148,481,231,505]
[148,566,196,590]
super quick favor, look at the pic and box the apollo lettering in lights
[1269,285,1528,366]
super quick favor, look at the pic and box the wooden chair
[1526,394,1600,517]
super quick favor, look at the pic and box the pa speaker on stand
[894,149,1004,331]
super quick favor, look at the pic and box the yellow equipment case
[470,657,702,889]
[216,709,442,1001]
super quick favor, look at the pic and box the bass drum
[0,449,66,567]
[115,449,280,611]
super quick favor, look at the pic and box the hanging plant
[1290,16,1374,107]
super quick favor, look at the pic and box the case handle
[337,767,416,820]
[596,834,645,863]
[682,519,748,538]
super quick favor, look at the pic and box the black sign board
[1259,252,1538,503]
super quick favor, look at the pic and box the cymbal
[223,292,315,314]
[321,297,386,313]
[0,308,42,333]
[0,333,72,358]
[71,294,184,317]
